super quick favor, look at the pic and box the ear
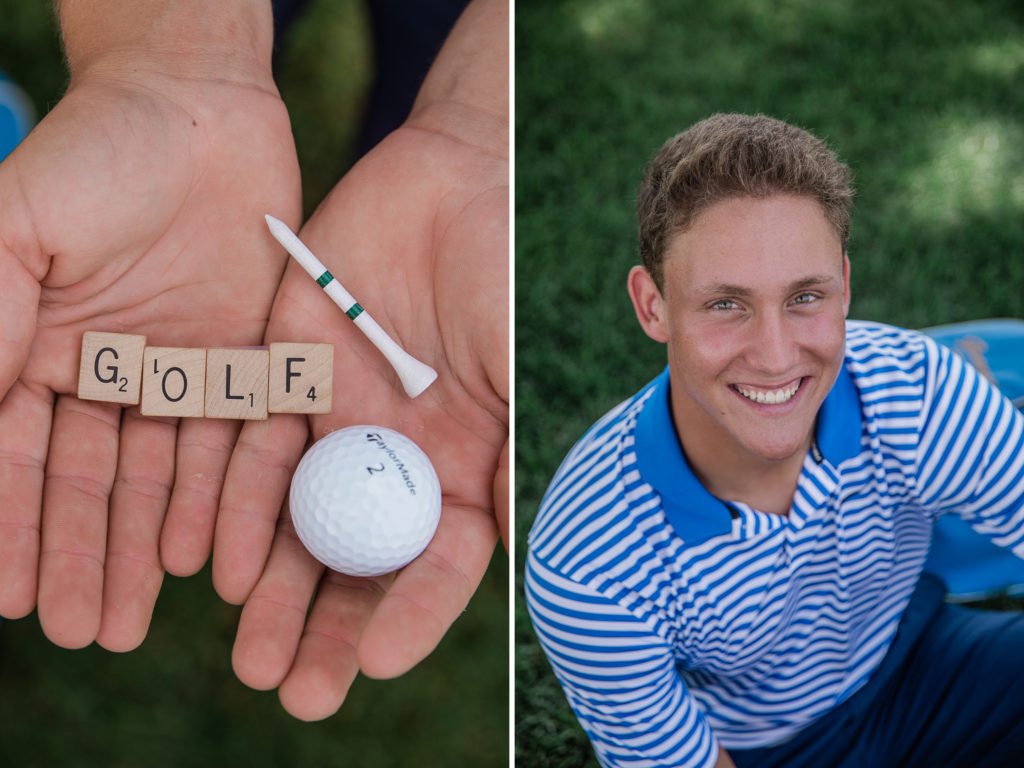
[841,252,851,318]
[627,265,669,343]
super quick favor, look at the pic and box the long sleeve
[526,550,721,768]
[916,335,1024,553]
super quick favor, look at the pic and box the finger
[213,414,308,604]
[232,514,323,691]
[38,396,120,648]
[278,568,393,721]
[357,503,498,679]
[0,381,52,619]
[96,408,176,652]
[495,437,509,550]
[161,418,242,577]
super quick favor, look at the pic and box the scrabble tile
[268,343,333,414]
[204,348,269,420]
[77,331,146,404]
[141,347,207,418]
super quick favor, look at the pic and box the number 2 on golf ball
[289,426,442,577]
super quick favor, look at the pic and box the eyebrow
[696,274,839,298]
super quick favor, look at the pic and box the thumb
[0,160,45,402]
[0,251,41,403]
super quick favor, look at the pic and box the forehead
[663,195,843,291]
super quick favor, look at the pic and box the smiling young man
[525,114,1024,768]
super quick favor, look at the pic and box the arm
[406,0,508,158]
[58,0,273,80]
[915,336,1024,549]
[404,0,509,544]
[206,0,508,720]
[0,0,301,652]
[525,552,723,768]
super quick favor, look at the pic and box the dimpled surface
[289,426,442,577]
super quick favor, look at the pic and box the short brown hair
[636,113,854,291]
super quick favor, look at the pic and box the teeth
[736,381,801,405]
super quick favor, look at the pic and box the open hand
[212,104,508,719]
[0,52,301,650]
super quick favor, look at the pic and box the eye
[709,298,740,311]
[791,292,819,305]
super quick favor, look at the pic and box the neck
[671,396,812,516]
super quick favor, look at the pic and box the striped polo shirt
[525,320,1024,768]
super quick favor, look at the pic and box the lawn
[515,1,1024,765]
[0,2,508,766]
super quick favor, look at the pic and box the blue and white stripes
[525,320,1024,768]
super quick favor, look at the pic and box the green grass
[0,3,507,766]
[515,1,1024,765]
[0,560,508,768]
[275,0,373,216]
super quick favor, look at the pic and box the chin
[743,434,810,463]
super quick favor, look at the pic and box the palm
[214,121,508,719]
[0,67,301,648]
[288,125,507,525]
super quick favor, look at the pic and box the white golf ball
[289,425,442,577]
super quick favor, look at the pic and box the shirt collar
[634,360,862,543]
[815,360,863,465]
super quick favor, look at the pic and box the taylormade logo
[366,432,418,495]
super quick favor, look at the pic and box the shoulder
[843,320,937,405]
[845,319,931,363]
[527,376,662,580]
[844,319,965,399]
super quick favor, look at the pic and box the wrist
[406,99,508,161]
[58,0,274,86]
[408,0,508,158]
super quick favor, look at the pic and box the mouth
[731,378,804,406]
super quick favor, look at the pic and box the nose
[745,310,800,376]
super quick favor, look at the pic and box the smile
[733,379,802,405]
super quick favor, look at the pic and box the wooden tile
[204,348,269,420]
[268,343,333,414]
[140,347,207,418]
[77,332,146,404]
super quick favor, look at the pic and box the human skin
[627,193,850,765]
[628,194,850,516]
[0,0,301,649]
[0,0,506,724]
[207,0,509,721]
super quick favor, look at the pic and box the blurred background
[0,2,508,766]
[515,0,1024,765]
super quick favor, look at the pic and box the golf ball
[289,425,442,577]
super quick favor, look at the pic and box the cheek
[804,310,847,362]
[670,321,738,378]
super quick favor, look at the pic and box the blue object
[924,319,1024,409]
[923,319,1024,601]
[731,573,1024,767]
[0,71,35,161]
